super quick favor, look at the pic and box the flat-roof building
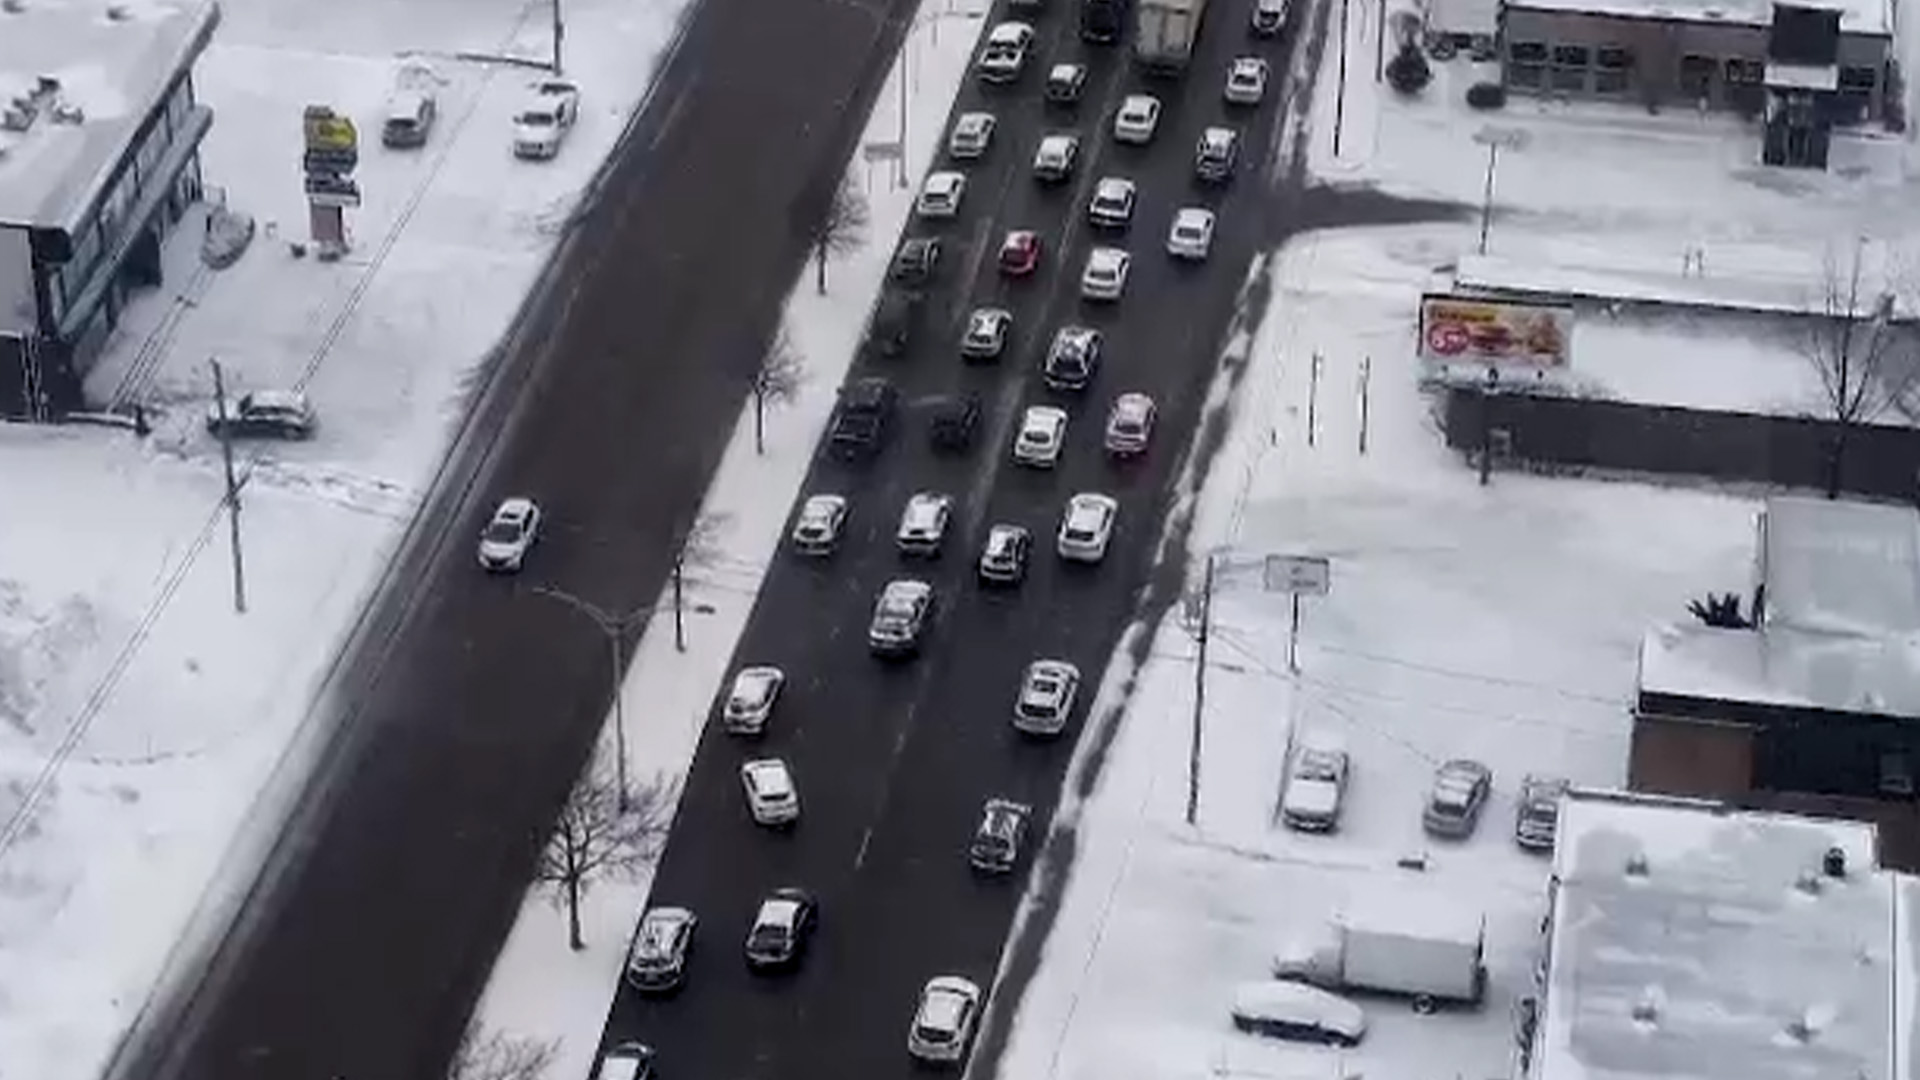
[0,0,220,419]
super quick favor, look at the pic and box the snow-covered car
[869,579,934,656]
[968,797,1031,873]
[1194,126,1240,183]
[1224,57,1271,105]
[961,307,1014,361]
[790,493,849,556]
[1280,736,1350,831]
[1032,133,1081,184]
[998,229,1042,276]
[977,523,1032,585]
[1423,758,1493,837]
[1013,658,1081,735]
[1515,774,1570,851]
[624,906,697,992]
[513,79,580,159]
[916,171,967,219]
[896,492,954,556]
[1167,207,1217,261]
[1112,94,1162,144]
[740,757,801,827]
[1250,0,1289,35]
[1231,982,1366,1046]
[1043,326,1103,391]
[976,20,1036,83]
[381,87,437,148]
[477,496,541,572]
[1045,61,1088,104]
[743,887,817,970]
[1013,405,1069,467]
[908,975,984,1062]
[1080,246,1132,302]
[205,389,316,439]
[594,1042,656,1080]
[948,111,997,160]
[891,236,942,283]
[1057,492,1118,563]
[1087,176,1136,228]
[723,665,786,735]
[1103,392,1157,456]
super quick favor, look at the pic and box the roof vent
[1824,846,1847,878]
[1624,852,1650,878]
[1784,1004,1833,1043]
[0,0,25,13]
[0,104,30,132]
[1795,869,1825,895]
[1631,987,1664,1027]
[49,101,83,124]
[103,2,129,20]
[34,75,58,97]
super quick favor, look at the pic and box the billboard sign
[1263,554,1331,596]
[302,106,359,155]
[1418,293,1572,369]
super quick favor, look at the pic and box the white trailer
[1133,0,1208,72]
[1272,894,1487,1008]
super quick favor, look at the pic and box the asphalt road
[112,0,927,1075]
[599,3,1300,1076]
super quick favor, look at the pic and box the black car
[828,377,898,457]
[929,393,982,452]
[1042,326,1103,392]
[891,236,942,284]
[1194,126,1240,184]
[744,887,817,970]
[1045,61,1088,105]
[865,289,924,359]
[977,523,1031,585]
[969,798,1031,873]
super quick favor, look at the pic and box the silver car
[1423,759,1492,837]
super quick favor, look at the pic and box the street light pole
[551,0,565,74]
[1477,141,1499,256]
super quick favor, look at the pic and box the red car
[998,229,1041,277]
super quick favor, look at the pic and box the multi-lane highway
[598,1,1300,1075]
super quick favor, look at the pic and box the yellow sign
[302,106,358,153]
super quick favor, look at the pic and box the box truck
[1133,0,1207,72]
[1271,897,1487,1010]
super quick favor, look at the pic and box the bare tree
[1804,244,1920,497]
[535,760,672,950]
[813,179,869,294]
[448,1024,559,1080]
[670,512,730,651]
[750,328,808,454]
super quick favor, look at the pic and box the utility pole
[1480,366,1500,486]
[1375,0,1387,81]
[208,359,247,614]
[551,0,565,74]
[1306,353,1323,447]
[1333,0,1351,156]
[671,557,688,652]
[896,33,910,189]
[1187,555,1216,827]
[1477,141,1499,255]
[1358,356,1372,454]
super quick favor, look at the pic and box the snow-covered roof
[1538,789,1895,1080]
[1761,497,1920,639]
[0,0,219,231]
[1640,621,1920,718]
[1503,0,1892,37]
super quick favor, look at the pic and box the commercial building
[0,0,221,420]
[1522,789,1904,1080]
[1499,0,1895,165]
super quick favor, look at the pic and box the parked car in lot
[1194,126,1240,183]
[947,111,997,160]
[1167,207,1217,260]
[929,393,982,453]
[1057,493,1118,563]
[828,377,898,458]
[908,976,984,1063]
[1080,246,1132,302]
[624,906,697,992]
[1515,775,1569,851]
[593,1042,656,1080]
[1014,658,1081,735]
[741,758,801,827]
[476,496,542,573]
[1087,176,1137,228]
[896,492,955,556]
[976,21,1036,82]
[1013,405,1069,467]
[961,307,1013,361]
[1104,392,1156,456]
[1113,94,1162,144]
[870,579,935,656]
[916,171,967,219]
[891,236,942,283]
[1224,57,1271,105]
[743,887,817,970]
[206,389,317,439]
[724,665,786,735]
[381,86,436,148]
[1032,133,1081,183]
[969,798,1031,873]
[1280,734,1350,831]
[999,229,1043,276]
[978,524,1032,585]
[1045,61,1088,104]
[513,79,580,159]
[790,493,848,556]
[1423,759,1493,837]
[1231,982,1366,1046]
[1043,326,1103,391]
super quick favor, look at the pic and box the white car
[723,665,785,735]
[1087,177,1136,228]
[1104,392,1157,456]
[1032,133,1081,183]
[1231,981,1366,1046]
[976,21,1035,82]
[1167,207,1217,261]
[1112,94,1162,144]
[790,493,848,556]
[477,496,541,572]
[908,975,985,1063]
[1013,405,1069,467]
[1280,735,1350,831]
[1013,659,1081,735]
[869,579,935,656]
[916,171,967,219]
[1057,492,1118,563]
[1225,57,1271,104]
[1080,247,1132,302]
[961,307,1013,360]
[896,492,954,556]
[513,79,580,159]
[740,758,801,826]
[948,111,997,160]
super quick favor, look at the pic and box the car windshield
[748,924,788,949]
[483,520,522,543]
[518,111,555,126]
[1297,751,1341,780]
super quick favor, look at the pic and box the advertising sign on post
[1417,293,1572,369]
[301,105,360,256]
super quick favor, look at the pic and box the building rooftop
[1540,790,1896,1080]
[1761,497,1920,639]
[0,0,219,232]
[1504,0,1892,38]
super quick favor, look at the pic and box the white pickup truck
[513,80,581,160]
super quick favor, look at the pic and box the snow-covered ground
[463,7,987,1077]
[0,0,689,1076]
